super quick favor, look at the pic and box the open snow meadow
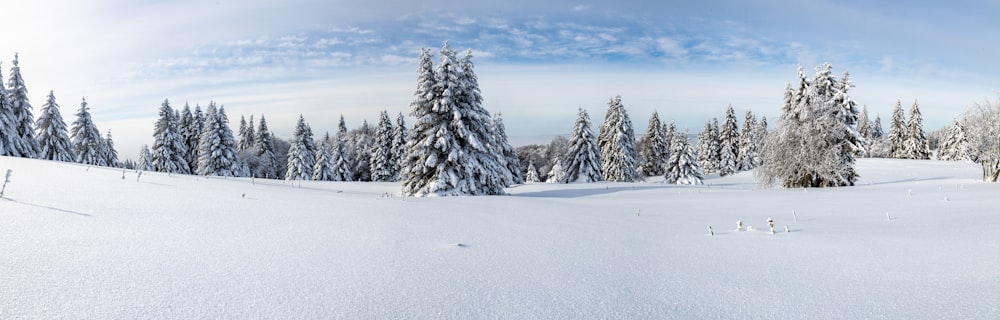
[1,155,998,319]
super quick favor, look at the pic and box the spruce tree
[151,99,189,173]
[546,157,564,183]
[695,121,714,174]
[666,128,703,185]
[937,118,968,161]
[754,116,768,166]
[525,161,541,182]
[392,112,407,178]
[103,130,119,167]
[598,95,639,182]
[197,104,242,176]
[237,115,249,153]
[905,100,930,160]
[137,145,153,171]
[493,112,523,185]
[312,132,336,181]
[348,120,374,181]
[0,63,17,156]
[639,111,669,176]
[178,103,199,172]
[888,100,908,159]
[718,105,739,176]
[7,54,39,158]
[736,110,758,171]
[857,105,872,157]
[331,116,353,181]
[285,115,316,180]
[35,91,75,162]
[71,97,105,166]
[561,107,603,183]
[253,115,277,179]
[871,114,884,138]
[370,110,397,182]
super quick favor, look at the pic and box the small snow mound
[451,243,468,248]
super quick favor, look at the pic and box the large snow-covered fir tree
[0,63,17,156]
[639,111,669,176]
[937,118,968,161]
[493,112,523,185]
[665,128,703,185]
[696,119,722,174]
[400,43,510,196]
[392,112,407,178]
[757,64,863,188]
[347,120,374,181]
[151,99,189,174]
[253,115,278,179]
[312,132,336,181]
[887,100,908,159]
[370,110,397,182]
[35,91,75,162]
[717,105,739,176]
[196,104,242,177]
[545,157,564,183]
[102,130,119,167]
[905,100,930,160]
[561,107,603,183]
[178,103,199,172]
[330,116,353,181]
[7,54,39,158]
[285,115,317,180]
[236,115,256,153]
[598,95,639,182]
[137,145,153,171]
[70,97,106,166]
[736,110,758,171]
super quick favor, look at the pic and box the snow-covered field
[1,156,998,319]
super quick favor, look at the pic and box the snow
[1,156,998,319]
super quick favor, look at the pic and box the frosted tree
[196,104,242,177]
[137,145,154,171]
[856,105,872,157]
[963,95,1000,181]
[312,132,336,181]
[905,100,930,160]
[736,109,758,171]
[35,91,75,162]
[754,115,768,165]
[102,130,119,167]
[252,115,278,179]
[392,112,407,177]
[285,115,316,180]
[639,111,669,176]
[401,43,510,196]
[561,107,603,183]
[718,105,740,176]
[598,95,639,182]
[178,104,198,172]
[887,100,908,159]
[545,157,564,183]
[757,64,863,188]
[524,161,541,182]
[493,112,523,185]
[71,98,105,166]
[665,128,703,185]
[871,114,884,138]
[237,115,250,153]
[0,63,17,156]
[347,120,374,181]
[330,116,353,181]
[370,110,397,182]
[695,121,714,174]
[151,99,189,173]
[937,118,968,161]
[7,54,39,158]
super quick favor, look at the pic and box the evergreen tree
[137,145,153,171]
[598,95,639,182]
[7,54,39,158]
[312,132,336,181]
[0,63,17,156]
[639,111,669,176]
[872,114,884,138]
[887,100,908,159]
[736,110,758,171]
[178,103,199,172]
[695,120,714,174]
[905,100,930,160]
[546,157,564,183]
[666,128,703,185]
[754,116,768,166]
[151,99,189,173]
[331,116,353,181]
[401,43,509,196]
[937,118,968,161]
[524,161,541,182]
[35,91,75,162]
[70,97,106,166]
[856,105,872,157]
[237,115,249,152]
[254,115,278,179]
[196,104,242,176]
[348,120,374,181]
[103,130,119,167]
[370,110,397,182]
[285,115,316,180]
[493,112,523,185]
[392,112,407,178]
[561,107,603,183]
[718,105,739,176]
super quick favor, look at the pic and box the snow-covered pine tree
[331,116,353,181]
[392,113,407,177]
[0,63,17,156]
[666,128,703,185]
[598,95,639,182]
[736,110,757,171]
[285,115,316,180]
[137,145,154,171]
[639,111,669,176]
[178,103,197,172]
[196,103,242,176]
[253,115,278,179]
[856,105,872,157]
[35,90,75,162]
[718,105,739,176]
[70,97,105,166]
[695,121,713,174]
[348,120,374,181]
[151,99,189,173]
[370,110,396,182]
[561,107,603,183]
[887,100,908,159]
[7,54,39,158]
[754,115,768,166]
[312,132,336,181]
[524,161,541,182]
[546,157,564,183]
[905,100,930,160]
[400,43,509,196]
[493,112,523,185]
[871,114,884,139]
[103,130,119,167]
[237,115,249,153]
[937,118,968,161]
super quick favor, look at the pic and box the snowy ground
[1,156,998,319]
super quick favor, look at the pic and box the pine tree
[71,97,106,166]
[7,54,39,158]
[856,105,872,157]
[285,115,316,180]
[493,112,523,185]
[103,130,119,167]
[237,115,249,153]
[401,43,509,196]
[639,111,669,176]
[35,91,75,162]
[888,100,908,159]
[392,112,407,178]
[151,99,189,173]
[252,115,278,179]
[754,115,768,166]
[370,110,397,182]
[695,121,714,174]
[546,157,564,183]
[312,132,336,181]
[195,104,242,176]
[718,105,739,176]
[178,103,199,172]
[905,100,930,160]
[330,116,353,181]
[736,110,758,171]
[561,107,603,183]
[0,63,17,156]
[666,128,703,185]
[598,95,639,182]
[871,114,884,139]
[348,120,374,181]
[525,161,541,182]
[137,145,154,171]
[937,118,968,161]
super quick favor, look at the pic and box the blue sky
[6,0,999,155]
